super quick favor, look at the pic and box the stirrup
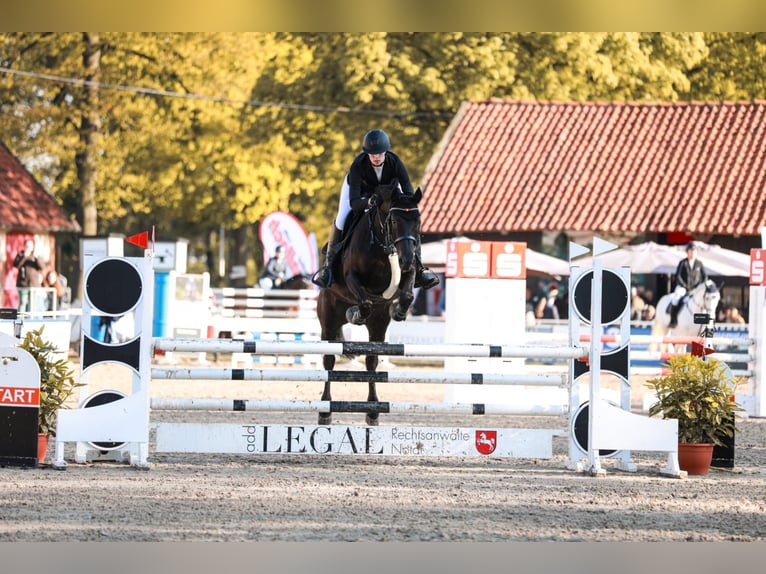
[415,269,439,290]
[312,267,332,288]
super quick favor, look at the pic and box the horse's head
[700,279,722,313]
[374,183,422,274]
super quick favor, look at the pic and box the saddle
[666,294,688,314]
[324,209,366,262]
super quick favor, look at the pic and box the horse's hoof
[346,307,366,325]
[392,309,408,321]
[318,413,332,425]
[365,414,379,426]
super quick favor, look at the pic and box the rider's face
[368,152,385,167]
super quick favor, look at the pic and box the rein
[368,205,420,252]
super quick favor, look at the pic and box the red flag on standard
[126,231,149,249]
[691,341,715,357]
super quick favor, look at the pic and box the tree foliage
[1,33,765,283]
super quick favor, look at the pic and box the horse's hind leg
[365,318,389,426]
[365,353,380,426]
[319,353,335,425]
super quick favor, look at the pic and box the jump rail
[153,337,589,360]
[149,398,568,416]
[150,367,567,387]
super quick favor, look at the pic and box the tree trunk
[75,32,101,237]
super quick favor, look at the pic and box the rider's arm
[675,261,688,288]
[389,152,415,195]
[263,257,279,278]
[347,156,369,212]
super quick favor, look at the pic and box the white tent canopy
[421,237,570,277]
[576,241,750,277]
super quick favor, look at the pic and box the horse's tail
[650,294,672,353]
[649,318,666,353]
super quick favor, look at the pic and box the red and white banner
[751,249,766,285]
[259,212,318,277]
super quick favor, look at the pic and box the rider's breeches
[334,176,351,232]
[671,286,687,305]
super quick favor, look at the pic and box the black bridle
[369,203,420,253]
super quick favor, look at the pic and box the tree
[2,33,765,286]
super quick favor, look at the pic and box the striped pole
[150,398,568,416]
[526,333,753,347]
[630,350,751,362]
[150,367,566,386]
[152,338,589,360]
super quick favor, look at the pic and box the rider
[668,242,708,328]
[312,128,439,290]
[258,245,288,289]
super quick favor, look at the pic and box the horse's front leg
[390,270,416,321]
[365,353,380,426]
[318,353,335,425]
[345,271,372,325]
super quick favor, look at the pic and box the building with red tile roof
[420,99,766,255]
[1,141,80,308]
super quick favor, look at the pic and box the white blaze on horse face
[383,251,401,299]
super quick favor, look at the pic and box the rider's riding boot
[414,244,439,289]
[312,225,342,288]
[668,303,679,328]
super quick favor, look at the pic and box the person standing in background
[13,239,44,313]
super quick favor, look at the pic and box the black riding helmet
[362,129,391,154]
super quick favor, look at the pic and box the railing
[14,286,73,318]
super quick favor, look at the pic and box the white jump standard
[51,239,684,477]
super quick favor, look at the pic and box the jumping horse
[316,182,423,425]
[651,279,722,352]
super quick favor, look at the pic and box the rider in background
[312,128,438,290]
[668,242,708,328]
[258,245,288,289]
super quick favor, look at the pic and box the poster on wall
[258,212,318,278]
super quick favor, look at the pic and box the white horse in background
[651,279,721,353]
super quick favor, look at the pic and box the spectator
[13,239,44,313]
[726,306,746,324]
[43,270,66,311]
[631,286,647,320]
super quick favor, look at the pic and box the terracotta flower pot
[678,443,714,475]
[37,433,50,464]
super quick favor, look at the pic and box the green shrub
[18,326,83,436]
[647,354,744,445]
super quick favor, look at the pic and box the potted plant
[646,354,744,475]
[18,326,82,463]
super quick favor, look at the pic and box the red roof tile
[420,100,766,237]
[0,142,80,233]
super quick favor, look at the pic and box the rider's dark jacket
[346,151,414,213]
[675,257,707,290]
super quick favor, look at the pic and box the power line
[0,66,453,119]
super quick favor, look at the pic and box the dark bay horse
[316,182,423,425]
[275,274,314,290]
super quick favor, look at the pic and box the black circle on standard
[86,259,143,315]
[82,390,127,451]
[572,269,628,324]
[571,402,618,457]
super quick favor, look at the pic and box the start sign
[750,249,766,285]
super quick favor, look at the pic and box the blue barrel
[153,272,170,337]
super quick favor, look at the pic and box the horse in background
[275,274,315,291]
[651,279,721,352]
[316,182,422,426]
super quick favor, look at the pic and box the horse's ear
[414,187,423,203]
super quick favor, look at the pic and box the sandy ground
[1,354,765,542]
